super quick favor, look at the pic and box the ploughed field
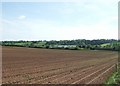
[2,46,118,84]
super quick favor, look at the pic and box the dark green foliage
[1,39,120,51]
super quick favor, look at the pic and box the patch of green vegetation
[105,65,120,86]
[105,72,117,85]
[101,43,110,47]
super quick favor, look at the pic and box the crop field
[2,46,118,84]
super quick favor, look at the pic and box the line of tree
[1,39,120,51]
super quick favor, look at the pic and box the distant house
[49,45,77,49]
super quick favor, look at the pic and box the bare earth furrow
[2,47,118,84]
[47,61,114,84]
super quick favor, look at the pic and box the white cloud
[18,15,26,20]
[2,19,15,25]
[2,17,118,41]
[19,19,118,40]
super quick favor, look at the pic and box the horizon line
[0,38,119,41]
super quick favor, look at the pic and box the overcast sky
[1,0,119,41]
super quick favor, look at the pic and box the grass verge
[104,64,120,86]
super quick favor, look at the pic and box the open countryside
[2,1,119,85]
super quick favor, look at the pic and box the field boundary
[72,64,112,84]
[86,64,116,85]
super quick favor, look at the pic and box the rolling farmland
[2,46,118,85]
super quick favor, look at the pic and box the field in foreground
[2,46,118,85]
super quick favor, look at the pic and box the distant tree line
[1,39,120,51]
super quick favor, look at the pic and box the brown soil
[2,46,118,84]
